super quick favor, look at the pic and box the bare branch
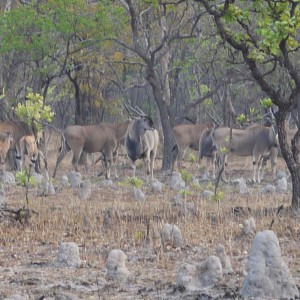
[205,108,221,125]
[125,82,148,91]
[185,80,227,110]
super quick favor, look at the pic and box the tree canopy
[2,0,300,208]
[195,0,300,208]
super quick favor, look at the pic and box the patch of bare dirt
[0,146,299,299]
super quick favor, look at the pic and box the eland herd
[0,108,297,183]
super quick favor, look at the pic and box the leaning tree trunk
[276,111,300,209]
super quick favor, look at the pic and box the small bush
[125,176,143,189]
[211,191,224,203]
[180,170,193,184]
[179,188,192,197]
[187,153,196,163]
[15,171,37,188]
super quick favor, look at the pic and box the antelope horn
[126,104,144,116]
[123,103,133,119]
[135,105,147,116]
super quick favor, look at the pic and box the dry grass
[0,131,299,299]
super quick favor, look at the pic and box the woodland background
[2,1,300,208]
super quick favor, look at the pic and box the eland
[125,106,159,178]
[198,126,217,178]
[211,124,278,182]
[260,125,300,171]
[0,120,32,170]
[0,132,13,170]
[53,120,131,179]
[19,135,47,172]
[172,123,216,177]
[92,119,131,177]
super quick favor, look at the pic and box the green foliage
[15,92,54,132]
[180,170,193,184]
[247,48,266,63]
[224,3,247,23]
[0,0,121,103]
[237,113,246,124]
[133,230,144,243]
[125,176,143,189]
[207,182,214,191]
[260,98,273,109]
[249,107,258,117]
[203,98,213,108]
[96,1,126,38]
[220,147,228,154]
[211,191,224,203]
[179,189,192,197]
[15,171,37,188]
[200,84,210,94]
[219,1,300,59]
[187,153,196,163]
[255,2,300,55]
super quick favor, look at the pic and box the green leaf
[15,92,54,133]
[260,98,273,109]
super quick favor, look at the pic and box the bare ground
[0,139,299,299]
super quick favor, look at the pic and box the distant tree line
[1,0,300,208]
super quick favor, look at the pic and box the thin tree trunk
[290,169,300,209]
[66,72,82,125]
[74,81,82,125]
[276,111,300,209]
[148,73,173,170]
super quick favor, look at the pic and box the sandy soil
[0,144,299,299]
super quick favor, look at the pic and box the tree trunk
[157,100,173,170]
[276,111,300,209]
[67,72,82,125]
[290,168,300,209]
[148,73,173,171]
[297,94,300,127]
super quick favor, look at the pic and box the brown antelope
[0,132,13,170]
[53,120,131,179]
[125,107,159,178]
[260,125,299,172]
[0,120,31,170]
[172,123,216,177]
[93,119,131,177]
[19,135,46,172]
[198,127,217,178]
[211,125,278,182]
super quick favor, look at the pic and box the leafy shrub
[15,171,37,188]
[180,170,193,184]
[211,191,224,203]
[187,153,197,163]
[125,176,143,189]
[179,188,192,197]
